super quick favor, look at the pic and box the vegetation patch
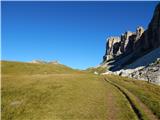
[105,75,160,119]
[85,66,107,74]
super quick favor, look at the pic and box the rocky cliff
[103,26,144,65]
[102,3,160,84]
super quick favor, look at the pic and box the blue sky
[2,1,159,69]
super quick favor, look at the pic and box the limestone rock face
[134,3,160,53]
[130,58,160,85]
[103,27,144,63]
[145,3,160,49]
[103,3,160,66]
[135,26,145,41]
[101,3,160,85]
[103,37,121,61]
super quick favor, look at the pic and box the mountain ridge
[101,3,160,85]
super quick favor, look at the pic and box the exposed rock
[102,58,160,85]
[121,31,136,54]
[49,60,59,64]
[94,71,98,75]
[135,26,145,41]
[147,3,160,49]
[31,60,60,64]
[102,3,160,68]
[130,58,160,85]
[103,37,121,61]
[31,60,47,64]
[101,3,160,85]
[103,28,144,64]
[133,3,160,54]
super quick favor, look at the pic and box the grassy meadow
[1,61,80,75]
[106,75,160,119]
[1,61,160,120]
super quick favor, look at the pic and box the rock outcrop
[31,60,60,64]
[130,58,160,85]
[49,60,59,64]
[101,3,160,84]
[31,60,48,64]
[103,27,145,64]
[103,37,121,61]
[104,48,160,85]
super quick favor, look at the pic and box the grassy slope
[1,61,80,75]
[2,61,138,120]
[106,75,160,119]
[85,66,107,74]
[2,74,106,120]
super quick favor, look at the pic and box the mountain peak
[101,3,160,85]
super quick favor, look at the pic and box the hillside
[1,61,138,120]
[2,60,160,120]
[1,61,80,75]
[105,75,160,119]
[85,66,107,74]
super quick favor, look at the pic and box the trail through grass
[105,75,160,119]
[2,61,159,120]
[2,61,138,120]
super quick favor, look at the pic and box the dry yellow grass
[1,61,138,120]
[105,75,160,119]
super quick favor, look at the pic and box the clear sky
[2,1,159,69]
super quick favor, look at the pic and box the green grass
[106,75,160,119]
[2,74,107,120]
[2,61,159,120]
[85,66,107,74]
[1,61,81,75]
[2,61,138,120]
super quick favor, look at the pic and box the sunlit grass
[2,61,138,120]
[1,61,81,75]
[106,75,160,119]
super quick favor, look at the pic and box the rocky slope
[101,3,160,85]
[129,58,160,84]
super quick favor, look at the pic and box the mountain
[101,3,160,85]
